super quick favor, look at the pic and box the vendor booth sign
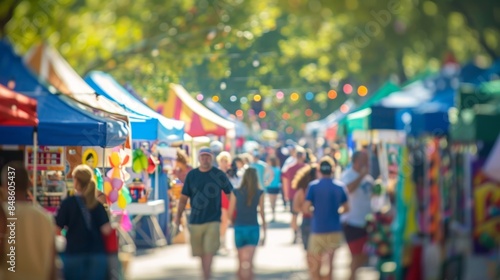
[471,159,500,254]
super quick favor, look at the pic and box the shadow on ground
[136,268,309,280]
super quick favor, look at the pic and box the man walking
[303,156,349,280]
[174,148,233,280]
[340,150,374,280]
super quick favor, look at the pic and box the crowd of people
[0,140,378,280]
[171,142,377,280]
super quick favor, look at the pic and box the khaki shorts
[308,232,343,255]
[188,222,220,256]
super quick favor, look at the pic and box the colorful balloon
[109,152,121,167]
[104,181,112,195]
[117,193,127,209]
[111,178,123,190]
[109,189,119,203]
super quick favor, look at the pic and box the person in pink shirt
[282,149,306,244]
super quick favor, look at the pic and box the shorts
[221,191,229,209]
[266,187,280,195]
[342,223,368,255]
[234,225,260,249]
[308,232,343,255]
[188,222,220,256]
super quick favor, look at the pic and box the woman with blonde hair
[228,168,266,280]
[55,164,112,280]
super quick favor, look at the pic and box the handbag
[75,196,118,254]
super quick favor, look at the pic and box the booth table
[112,200,167,248]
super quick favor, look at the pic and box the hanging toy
[105,151,132,209]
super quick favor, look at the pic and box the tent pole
[154,162,159,201]
[32,131,38,204]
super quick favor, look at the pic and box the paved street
[127,197,379,280]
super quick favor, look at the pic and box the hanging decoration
[82,148,104,192]
[104,151,132,209]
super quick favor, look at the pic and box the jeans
[63,253,108,280]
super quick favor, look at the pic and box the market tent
[153,84,235,137]
[0,40,128,147]
[85,71,185,141]
[24,43,129,117]
[205,99,249,137]
[339,81,400,132]
[305,99,356,136]
[0,84,38,127]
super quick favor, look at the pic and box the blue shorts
[266,187,281,194]
[234,225,260,249]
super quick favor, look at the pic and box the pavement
[126,196,379,280]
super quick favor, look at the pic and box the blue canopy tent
[85,71,185,245]
[85,71,185,142]
[0,39,129,147]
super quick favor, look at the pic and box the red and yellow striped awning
[151,84,235,137]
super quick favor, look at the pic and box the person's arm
[339,201,350,214]
[228,192,237,224]
[338,187,350,214]
[302,200,312,215]
[175,195,188,225]
[293,190,304,214]
[345,168,368,193]
[258,193,266,245]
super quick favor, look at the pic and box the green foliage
[2,0,499,137]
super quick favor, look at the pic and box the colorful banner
[471,159,500,254]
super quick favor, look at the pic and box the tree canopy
[2,0,499,137]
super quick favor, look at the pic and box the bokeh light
[212,95,219,102]
[305,92,314,101]
[328,90,337,99]
[343,84,353,94]
[196,94,204,101]
[357,86,368,96]
[340,104,349,113]
[276,91,284,100]
[305,109,313,117]
[240,97,248,104]
[230,95,237,102]
[282,112,290,120]
[258,111,267,118]
[235,109,243,117]
[286,126,294,134]
[290,92,299,101]
[253,94,262,102]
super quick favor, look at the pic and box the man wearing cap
[303,156,349,280]
[174,147,233,280]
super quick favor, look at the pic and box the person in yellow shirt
[0,161,56,280]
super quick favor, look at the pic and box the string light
[258,111,266,118]
[282,112,290,120]
[276,91,284,100]
[357,86,368,96]
[235,109,243,117]
[305,109,313,117]
[212,95,219,102]
[230,95,237,102]
[328,90,337,99]
[196,94,204,101]
[343,84,353,94]
[290,92,299,101]
[253,94,262,102]
[340,104,349,113]
[240,97,248,104]
[286,126,294,134]
[305,92,314,101]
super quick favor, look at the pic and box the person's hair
[239,167,260,206]
[292,163,317,191]
[85,153,94,161]
[1,161,30,193]
[352,151,365,164]
[216,151,232,165]
[176,149,189,166]
[319,156,335,175]
[268,156,280,167]
[305,148,317,164]
[72,164,98,209]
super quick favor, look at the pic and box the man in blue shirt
[303,156,349,280]
[174,147,233,280]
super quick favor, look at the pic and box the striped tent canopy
[152,84,235,137]
[0,84,38,126]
